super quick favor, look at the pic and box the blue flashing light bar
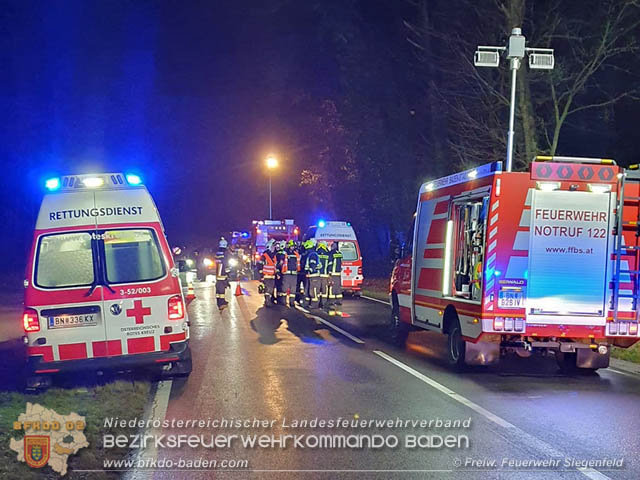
[45,177,61,191]
[318,220,326,228]
[126,174,142,185]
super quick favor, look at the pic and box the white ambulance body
[304,221,364,293]
[23,173,191,387]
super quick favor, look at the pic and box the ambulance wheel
[447,318,467,370]
[387,302,408,346]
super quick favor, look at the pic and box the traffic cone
[186,283,195,300]
[235,282,243,296]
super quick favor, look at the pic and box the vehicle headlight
[243,254,249,262]
[203,258,214,267]
[229,258,238,267]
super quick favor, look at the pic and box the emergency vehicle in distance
[388,156,640,372]
[251,219,300,269]
[23,173,191,389]
[304,221,364,295]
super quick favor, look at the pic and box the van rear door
[100,227,181,356]
[30,191,107,362]
[527,189,612,325]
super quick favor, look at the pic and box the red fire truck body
[389,157,640,370]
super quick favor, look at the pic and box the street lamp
[265,154,278,219]
[474,28,555,172]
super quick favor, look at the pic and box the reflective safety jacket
[305,248,320,277]
[215,249,228,280]
[282,248,301,274]
[317,249,330,277]
[261,250,277,278]
[329,249,343,275]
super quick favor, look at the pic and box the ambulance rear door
[30,190,107,363]
[95,189,184,357]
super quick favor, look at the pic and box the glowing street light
[265,154,279,219]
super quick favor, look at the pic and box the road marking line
[577,468,613,480]
[608,367,640,379]
[295,305,364,344]
[124,379,172,480]
[361,295,390,305]
[373,350,611,480]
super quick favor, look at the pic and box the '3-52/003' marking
[119,287,152,296]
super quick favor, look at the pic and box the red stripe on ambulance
[127,336,156,354]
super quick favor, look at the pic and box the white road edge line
[295,305,365,344]
[361,295,390,306]
[373,350,611,480]
[124,379,173,480]
[607,367,640,379]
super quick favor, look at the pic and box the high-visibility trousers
[282,274,297,304]
[329,274,342,300]
[216,276,228,305]
[306,276,321,305]
[263,277,275,302]
[319,275,330,301]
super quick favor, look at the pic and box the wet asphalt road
[145,281,640,480]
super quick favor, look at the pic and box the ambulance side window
[453,195,489,301]
[103,229,165,284]
[35,232,94,288]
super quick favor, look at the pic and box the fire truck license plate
[498,291,523,308]
[48,314,98,329]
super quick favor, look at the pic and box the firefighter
[260,240,277,306]
[316,241,331,309]
[295,241,307,303]
[328,241,343,307]
[279,240,301,307]
[274,240,287,304]
[215,237,230,308]
[304,240,321,308]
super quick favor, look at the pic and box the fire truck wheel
[447,318,467,369]
[387,304,408,346]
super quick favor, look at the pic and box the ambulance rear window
[338,241,359,261]
[35,232,94,288]
[103,229,165,284]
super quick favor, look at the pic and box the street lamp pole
[474,28,555,172]
[265,154,278,219]
[268,172,272,219]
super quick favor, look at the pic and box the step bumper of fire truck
[26,339,191,375]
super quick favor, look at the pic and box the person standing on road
[280,240,301,307]
[274,240,287,305]
[304,240,321,308]
[260,240,278,307]
[215,237,230,308]
[316,241,331,309]
[328,241,343,307]
[295,241,307,304]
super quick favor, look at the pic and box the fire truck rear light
[587,184,611,194]
[504,318,514,331]
[23,308,40,333]
[630,323,638,335]
[608,323,618,335]
[493,318,504,331]
[168,295,185,320]
[514,318,524,332]
[619,322,628,335]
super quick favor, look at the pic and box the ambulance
[388,157,640,372]
[304,221,364,294]
[23,173,191,388]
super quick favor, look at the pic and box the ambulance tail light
[358,266,363,275]
[168,295,185,320]
[23,308,40,333]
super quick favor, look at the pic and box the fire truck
[250,219,299,274]
[388,156,640,372]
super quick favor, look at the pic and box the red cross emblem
[126,300,151,325]
[344,267,353,276]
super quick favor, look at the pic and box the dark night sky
[1,0,339,269]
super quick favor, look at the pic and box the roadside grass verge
[0,378,151,479]
[361,278,389,303]
[612,343,640,364]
